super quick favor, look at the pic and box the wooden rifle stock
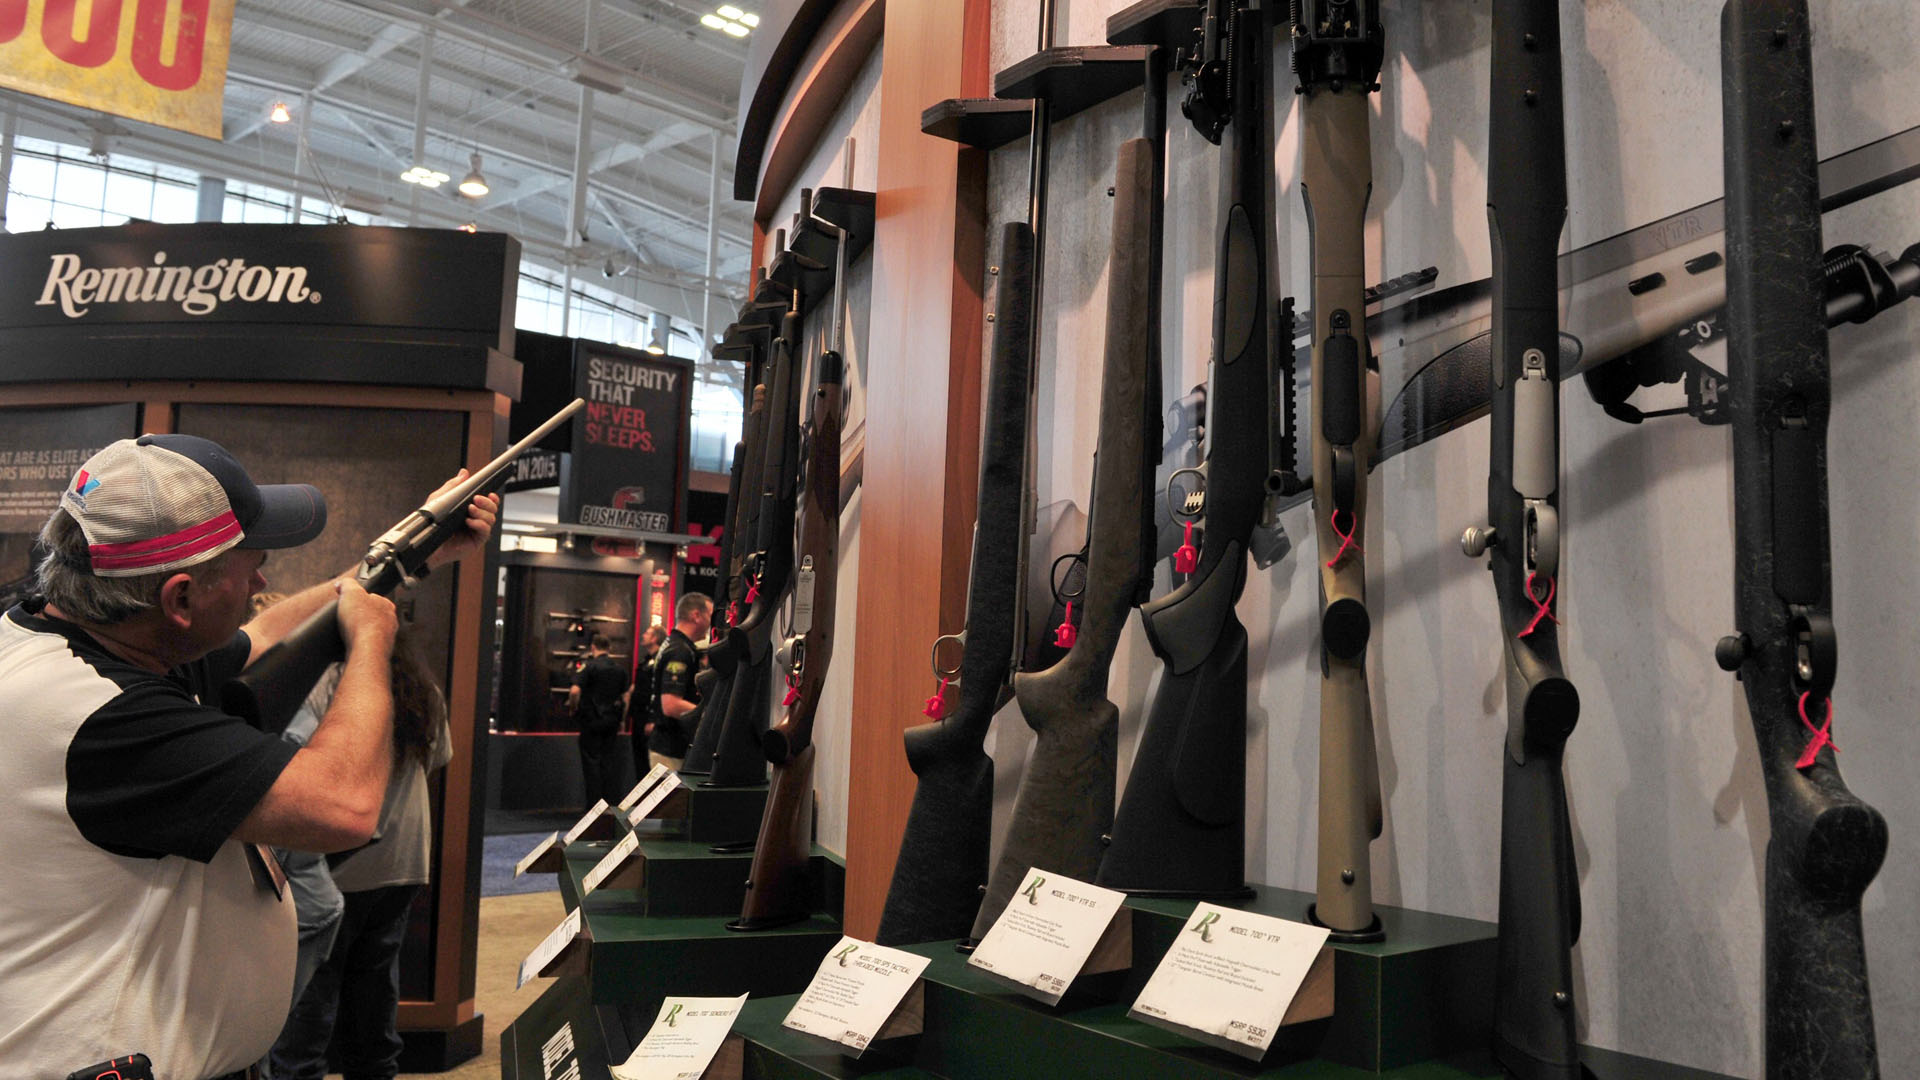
[1295,0,1387,940]
[223,399,583,731]
[874,223,1035,945]
[709,303,806,790]
[734,328,846,930]
[1460,2,1583,1075]
[1096,0,1272,898]
[1719,3,1887,1073]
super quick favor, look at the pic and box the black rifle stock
[970,139,1155,940]
[685,325,775,774]
[1459,2,1582,1075]
[1096,0,1271,898]
[708,300,805,791]
[874,223,1035,946]
[734,276,846,930]
[222,399,586,731]
[1717,3,1888,1074]
[1294,0,1387,940]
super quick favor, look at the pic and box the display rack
[920,43,1153,150]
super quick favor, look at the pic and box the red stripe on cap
[89,512,242,571]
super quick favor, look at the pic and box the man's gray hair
[35,509,225,624]
[676,590,713,622]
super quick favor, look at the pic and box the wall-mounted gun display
[1295,0,1387,942]
[1096,0,1273,899]
[1457,1,1582,1075]
[1715,2,1889,1073]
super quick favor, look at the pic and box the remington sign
[37,252,319,318]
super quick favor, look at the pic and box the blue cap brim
[238,483,327,549]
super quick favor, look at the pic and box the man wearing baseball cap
[0,433,496,1080]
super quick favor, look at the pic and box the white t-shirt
[0,606,297,1080]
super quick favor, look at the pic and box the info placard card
[562,799,611,845]
[517,906,584,990]
[966,868,1126,1004]
[581,828,642,895]
[609,994,748,1080]
[627,772,684,826]
[513,831,560,878]
[618,763,673,811]
[781,937,931,1056]
[1127,903,1331,1061]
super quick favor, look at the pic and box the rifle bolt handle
[1460,525,1497,558]
[1716,633,1751,672]
[1553,991,1572,1009]
[1340,869,1355,884]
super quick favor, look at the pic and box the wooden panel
[842,0,993,938]
[754,0,886,226]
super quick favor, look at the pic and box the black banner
[679,488,728,600]
[562,341,692,535]
[502,449,564,493]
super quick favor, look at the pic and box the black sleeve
[178,629,254,707]
[66,679,297,863]
[657,646,697,701]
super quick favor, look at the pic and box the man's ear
[156,572,196,630]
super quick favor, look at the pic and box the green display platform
[674,774,774,844]
[558,834,839,918]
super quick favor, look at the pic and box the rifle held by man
[223,399,585,731]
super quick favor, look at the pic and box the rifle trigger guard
[1330,446,1357,514]
[1050,551,1087,602]
[930,633,965,680]
[1167,467,1206,522]
[1525,500,1559,580]
[1791,611,1837,700]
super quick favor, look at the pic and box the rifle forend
[222,398,585,732]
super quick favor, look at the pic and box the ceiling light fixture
[460,222,478,233]
[401,165,450,188]
[268,101,291,124]
[458,152,489,197]
[703,5,757,36]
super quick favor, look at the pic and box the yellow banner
[0,0,236,140]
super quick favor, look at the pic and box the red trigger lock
[1517,572,1560,638]
[782,673,801,708]
[1173,521,1199,574]
[922,676,952,720]
[1325,509,1362,568]
[1795,693,1838,769]
[1053,602,1077,649]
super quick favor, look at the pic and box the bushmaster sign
[0,0,237,140]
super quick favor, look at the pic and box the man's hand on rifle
[424,468,501,570]
[336,579,398,655]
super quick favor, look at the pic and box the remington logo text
[36,252,321,317]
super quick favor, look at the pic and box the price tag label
[967,868,1126,1005]
[562,799,611,845]
[627,772,684,826]
[781,937,930,1056]
[513,831,560,878]
[618,763,673,811]
[609,994,748,1080]
[517,906,584,990]
[582,829,642,895]
[1126,903,1329,1061]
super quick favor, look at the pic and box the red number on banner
[0,1,27,45]
[132,0,209,90]
[41,0,124,68]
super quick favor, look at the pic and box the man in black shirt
[646,592,711,770]
[568,633,629,809]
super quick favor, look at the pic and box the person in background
[646,593,712,771]
[569,632,629,809]
[625,623,668,779]
[270,623,452,1080]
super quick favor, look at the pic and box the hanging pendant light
[268,101,292,124]
[458,152,490,197]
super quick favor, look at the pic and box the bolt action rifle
[222,399,586,731]
[1715,2,1888,1074]
[1096,0,1273,898]
[970,136,1159,940]
[683,320,775,774]
[706,281,808,793]
[1293,0,1387,939]
[731,210,851,931]
[873,223,1035,945]
[1456,1,1583,1075]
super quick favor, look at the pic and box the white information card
[618,764,673,811]
[581,828,642,896]
[562,799,611,845]
[1127,903,1330,1061]
[517,906,585,990]
[609,994,748,1080]
[781,937,930,1056]
[513,831,560,878]
[966,868,1126,1004]
[627,773,684,826]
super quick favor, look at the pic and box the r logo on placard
[1188,911,1220,943]
[1021,875,1046,905]
[833,943,859,967]
[663,1003,683,1028]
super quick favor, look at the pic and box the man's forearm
[244,568,354,664]
[303,638,395,821]
[662,693,695,719]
